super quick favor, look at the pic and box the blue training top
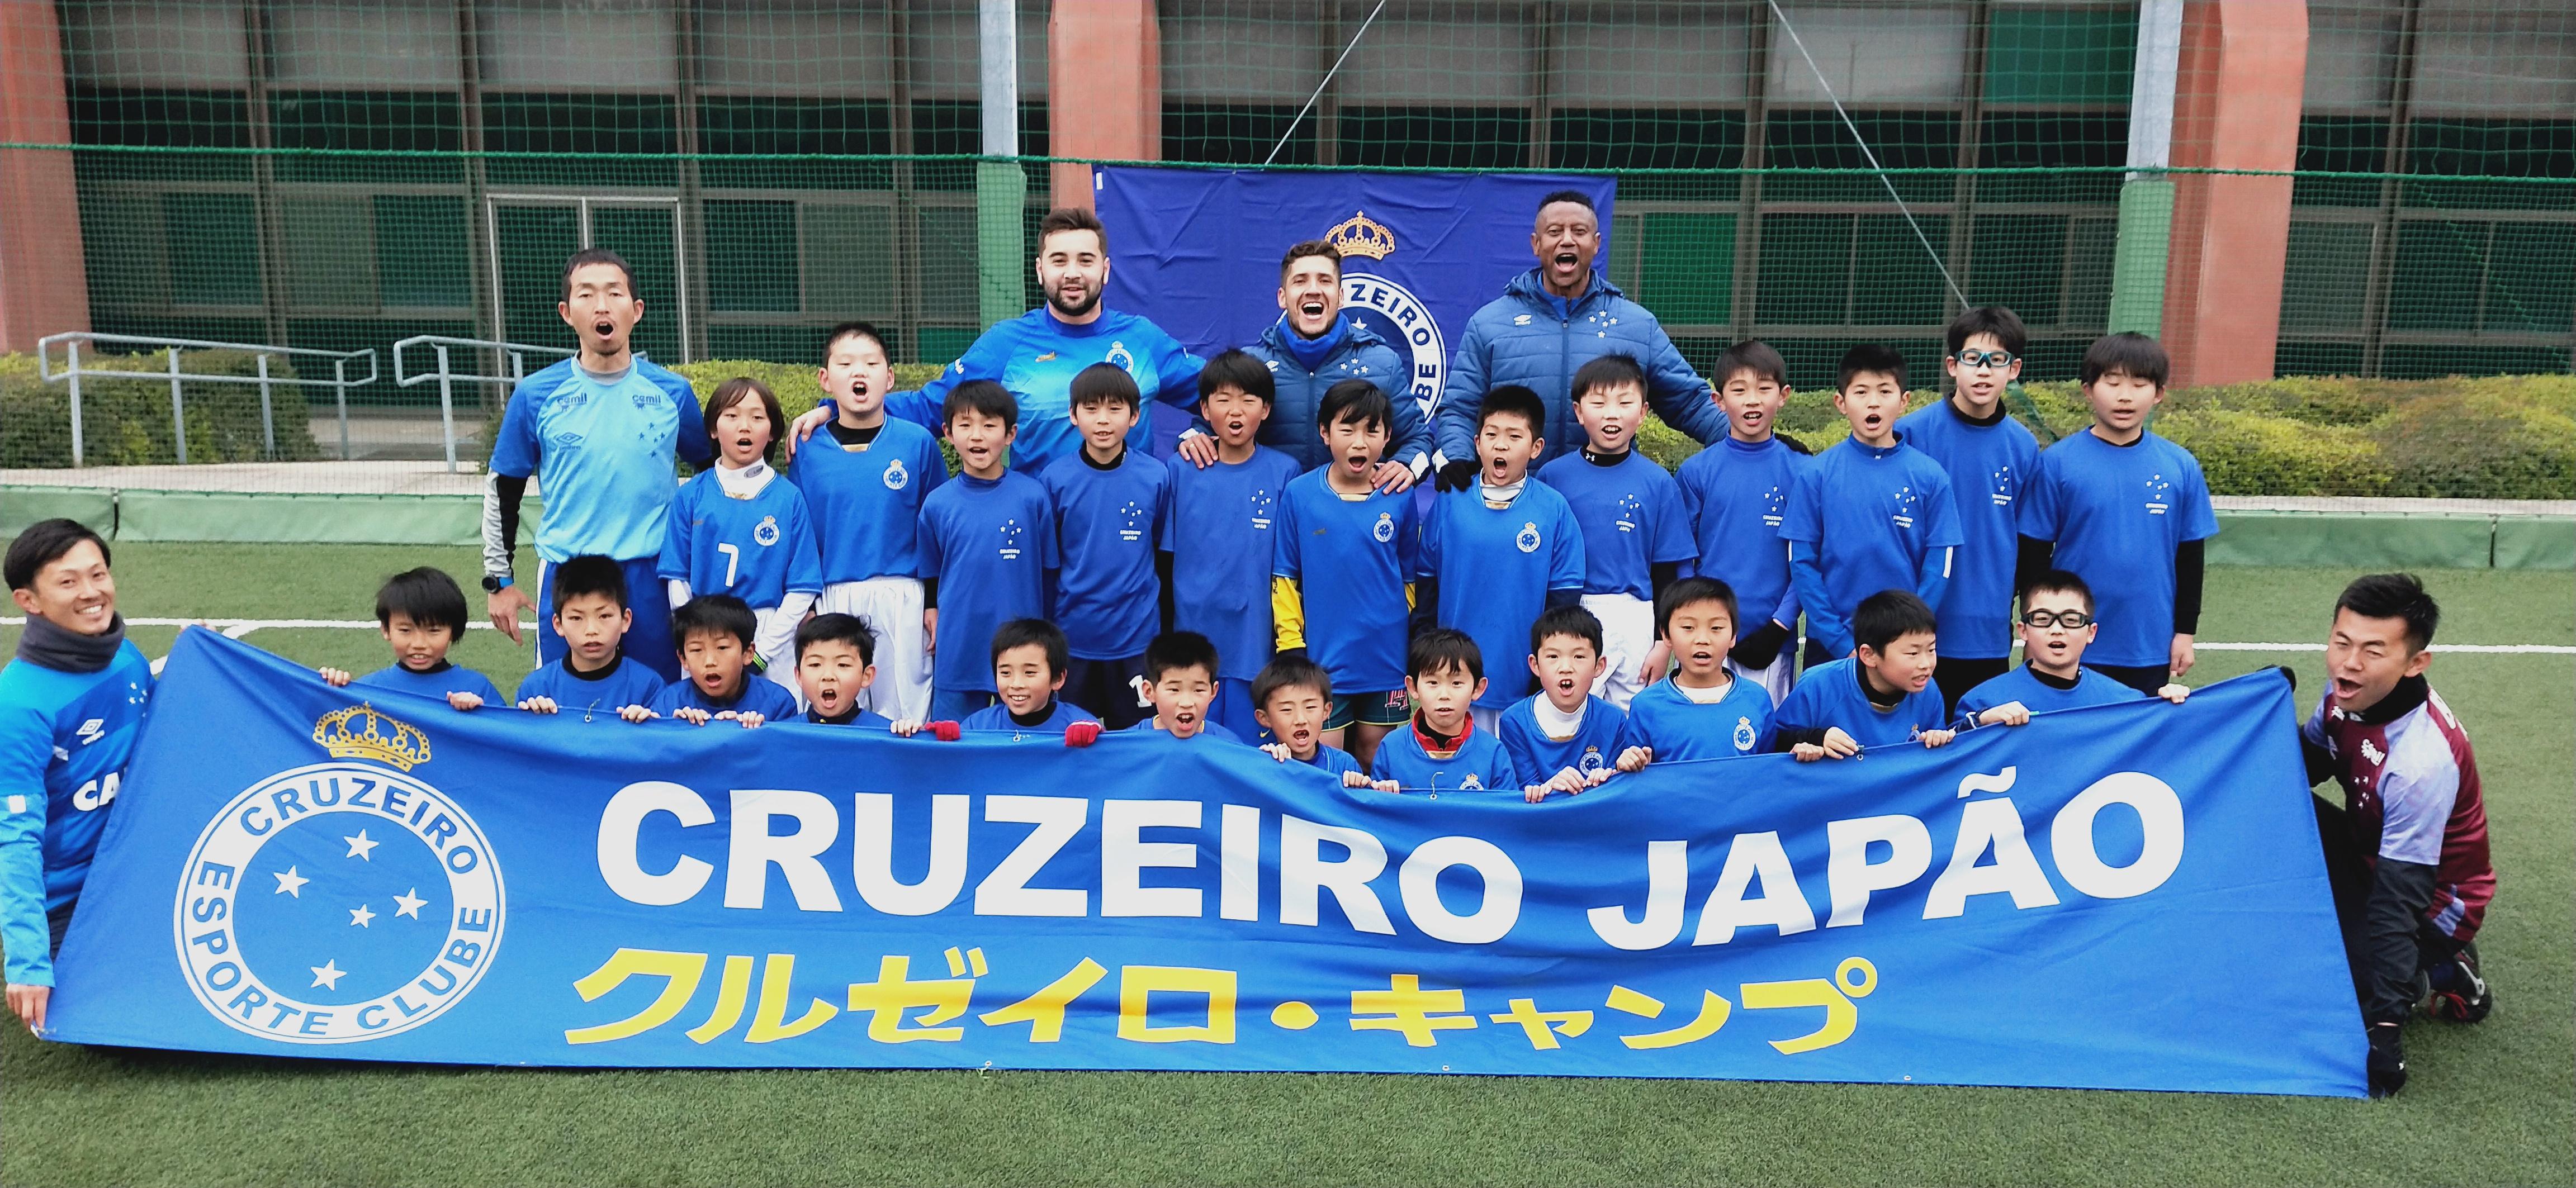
[1614,675,1775,763]
[1896,401,2041,661]
[787,416,950,585]
[1775,657,1949,750]
[1497,693,1624,785]
[658,468,824,611]
[352,662,504,706]
[648,674,803,723]
[515,654,666,717]
[2018,429,2219,669]
[1162,446,1305,684]
[489,356,712,563]
[0,640,154,986]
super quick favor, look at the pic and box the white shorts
[1581,592,1656,711]
[820,576,929,722]
[1728,649,1796,708]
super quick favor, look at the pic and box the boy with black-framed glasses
[1955,569,2189,729]
[1897,306,2042,716]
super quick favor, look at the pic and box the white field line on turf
[6,617,2570,654]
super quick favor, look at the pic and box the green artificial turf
[3,548,2570,1186]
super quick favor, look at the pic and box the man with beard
[1172,239,1427,492]
[481,248,712,681]
[1432,191,1730,489]
[788,207,1205,475]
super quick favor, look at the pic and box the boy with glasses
[1956,570,2189,729]
[1897,307,2042,715]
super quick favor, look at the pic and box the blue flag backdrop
[1097,167,1617,438]
[48,632,2362,1095]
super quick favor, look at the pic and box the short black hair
[1571,353,1646,401]
[561,247,636,302]
[943,378,1017,431]
[2335,572,2440,653]
[374,567,468,638]
[989,617,1069,676]
[704,376,785,463]
[1853,590,1939,654]
[1408,626,1483,682]
[1536,189,1597,219]
[1144,630,1221,683]
[1279,239,1341,281]
[1839,343,1908,393]
[2082,331,2170,388]
[1251,653,1333,710]
[1070,362,1141,412]
[1530,603,1605,655]
[1947,306,2029,357]
[823,320,889,362]
[1038,206,1107,253]
[795,612,877,666]
[1197,347,1275,406]
[2019,568,2095,614]
[1318,378,1391,433]
[1713,340,1789,390]
[1656,576,1740,639]
[672,593,757,649]
[1479,384,1546,437]
[550,555,628,613]
[4,518,109,591]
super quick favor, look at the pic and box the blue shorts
[1210,677,1260,741]
[928,687,997,723]
[538,556,678,682]
[1325,689,1410,731]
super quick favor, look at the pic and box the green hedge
[1640,374,2576,500]
[1,350,323,469]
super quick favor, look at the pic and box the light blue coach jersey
[490,357,711,563]
[0,641,154,985]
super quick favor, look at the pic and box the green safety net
[3,1,2569,501]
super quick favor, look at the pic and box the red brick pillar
[2160,0,2307,386]
[0,0,89,351]
[1048,0,1161,211]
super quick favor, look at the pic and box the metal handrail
[36,331,380,467]
[394,335,576,472]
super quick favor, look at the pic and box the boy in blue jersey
[1958,570,2191,729]
[660,377,822,683]
[1898,307,2044,714]
[1774,591,1954,760]
[794,614,900,730]
[1613,577,1775,771]
[1044,363,1172,729]
[1360,629,1520,795]
[1418,384,1587,734]
[918,381,1059,723]
[1498,605,1623,802]
[636,595,802,727]
[1675,340,1813,705]
[2016,332,2219,695]
[1130,632,1240,743]
[514,555,666,718]
[2,521,154,1033]
[483,248,712,682]
[791,321,947,722]
[1273,379,1418,769]
[319,567,501,709]
[1252,653,1362,777]
[1537,354,1696,710]
[962,619,1103,743]
[1782,344,1964,663]
[1163,349,1304,738]
[787,207,1208,474]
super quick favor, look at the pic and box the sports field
[2,544,2569,1186]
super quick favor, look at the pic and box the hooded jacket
[1434,268,1729,468]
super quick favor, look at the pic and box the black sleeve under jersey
[1156,550,1176,635]
[921,577,938,610]
[2015,534,2055,602]
[2173,538,2206,634]
[1773,726,1829,751]
[1650,561,1679,602]
[1411,576,1441,637]
[1545,587,1581,610]
[495,474,528,562]
[2359,859,2438,1024]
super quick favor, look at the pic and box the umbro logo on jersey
[1035,352,1057,362]
[1513,314,1533,326]
[77,717,106,746]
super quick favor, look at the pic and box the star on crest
[392,888,428,919]
[343,829,380,861]
[348,903,376,928]
[310,959,347,990]
[272,866,309,897]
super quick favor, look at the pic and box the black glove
[2366,1022,2406,1098]
[1730,620,1794,670]
[1435,459,1479,493]
[2271,663,2298,692]
[1274,647,1309,666]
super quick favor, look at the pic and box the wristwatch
[481,574,513,593]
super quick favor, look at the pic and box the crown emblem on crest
[312,703,432,771]
[1325,210,1398,260]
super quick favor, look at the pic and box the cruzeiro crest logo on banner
[172,705,504,1044]
[1328,211,1444,419]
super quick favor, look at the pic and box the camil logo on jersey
[173,706,504,1045]
[1325,211,1445,413]
[1516,522,1542,554]
[752,516,781,547]
[1372,511,1396,543]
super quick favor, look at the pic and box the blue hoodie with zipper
[1434,268,1729,468]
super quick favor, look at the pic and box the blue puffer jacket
[1434,268,1729,467]
[1225,317,1431,474]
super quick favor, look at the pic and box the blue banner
[49,632,2361,1095]
[1096,167,1618,417]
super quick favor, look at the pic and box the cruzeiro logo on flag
[1327,210,1445,420]
[173,729,504,1044]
